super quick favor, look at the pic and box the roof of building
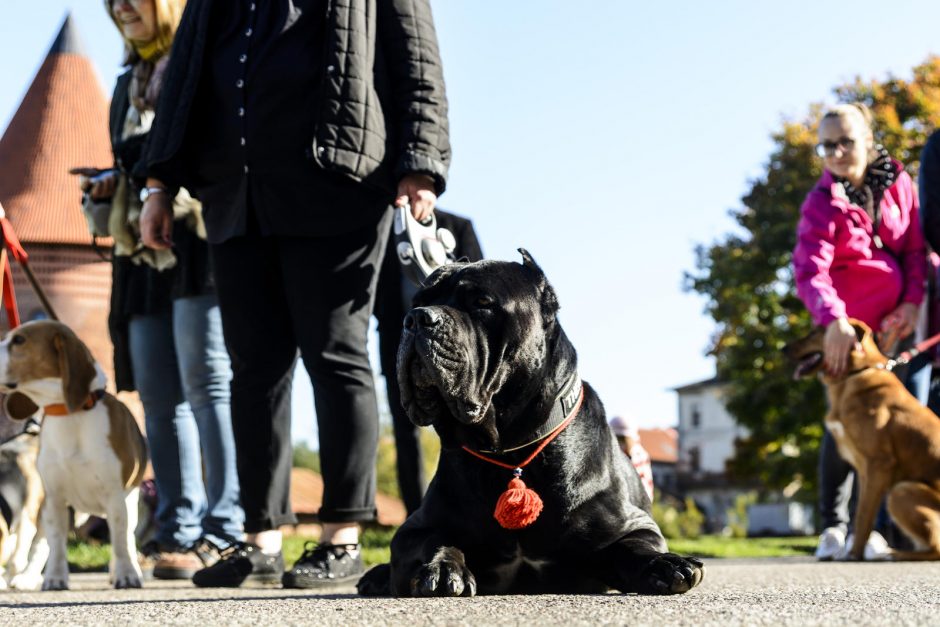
[638,427,678,464]
[671,376,726,394]
[0,14,112,245]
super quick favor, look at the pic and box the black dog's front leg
[390,525,477,597]
[599,529,705,595]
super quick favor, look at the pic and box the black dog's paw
[357,564,391,596]
[636,553,705,595]
[410,547,477,597]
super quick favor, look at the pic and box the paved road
[2,558,939,625]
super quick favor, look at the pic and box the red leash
[889,331,940,369]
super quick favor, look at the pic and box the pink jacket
[793,163,926,329]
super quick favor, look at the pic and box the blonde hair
[821,103,874,137]
[106,0,186,62]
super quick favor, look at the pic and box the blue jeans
[129,294,244,548]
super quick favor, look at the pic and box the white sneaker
[839,530,893,561]
[815,526,846,560]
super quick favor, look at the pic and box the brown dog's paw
[636,554,704,595]
[410,547,477,597]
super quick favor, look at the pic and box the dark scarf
[130,55,170,114]
[834,145,898,224]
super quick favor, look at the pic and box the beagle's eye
[10,335,25,346]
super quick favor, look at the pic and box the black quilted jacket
[146,0,450,196]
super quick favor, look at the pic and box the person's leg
[816,428,853,559]
[279,211,391,588]
[209,235,298,536]
[173,294,244,546]
[384,361,426,515]
[191,235,295,588]
[128,313,206,550]
[379,318,426,515]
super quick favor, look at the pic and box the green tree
[685,57,940,500]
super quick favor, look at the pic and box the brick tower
[0,14,115,376]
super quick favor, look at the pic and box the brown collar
[44,389,105,416]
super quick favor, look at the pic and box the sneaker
[815,526,846,561]
[191,537,227,569]
[282,542,363,589]
[138,540,203,580]
[842,530,893,561]
[191,542,284,588]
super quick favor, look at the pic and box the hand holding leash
[396,173,437,222]
[824,317,860,377]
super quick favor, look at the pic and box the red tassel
[493,476,543,529]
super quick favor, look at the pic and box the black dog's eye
[10,335,25,346]
[475,295,495,308]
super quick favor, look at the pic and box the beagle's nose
[404,307,441,331]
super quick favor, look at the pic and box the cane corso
[788,319,940,560]
[359,250,704,596]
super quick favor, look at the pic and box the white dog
[0,321,148,589]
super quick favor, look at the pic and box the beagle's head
[0,321,99,415]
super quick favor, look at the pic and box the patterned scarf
[833,145,898,222]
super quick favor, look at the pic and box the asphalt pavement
[1,557,939,626]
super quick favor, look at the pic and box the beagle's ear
[4,391,40,421]
[54,331,97,413]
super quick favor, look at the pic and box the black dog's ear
[518,248,559,323]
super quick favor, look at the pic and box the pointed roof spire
[0,14,111,245]
[49,13,86,57]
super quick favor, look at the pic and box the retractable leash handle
[394,202,457,286]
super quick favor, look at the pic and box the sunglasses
[815,137,856,158]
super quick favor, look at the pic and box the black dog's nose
[404,307,441,331]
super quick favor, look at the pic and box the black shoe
[192,542,284,588]
[282,542,363,589]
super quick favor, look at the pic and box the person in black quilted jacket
[138,0,450,590]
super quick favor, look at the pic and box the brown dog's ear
[54,330,97,413]
[4,391,40,421]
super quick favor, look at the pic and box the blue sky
[2,2,940,447]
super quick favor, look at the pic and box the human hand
[140,191,174,249]
[823,317,860,377]
[395,173,437,223]
[879,302,918,350]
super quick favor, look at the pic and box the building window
[690,404,701,428]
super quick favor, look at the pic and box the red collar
[44,389,105,416]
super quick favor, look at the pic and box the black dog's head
[397,249,573,450]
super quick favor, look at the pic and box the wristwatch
[139,186,167,203]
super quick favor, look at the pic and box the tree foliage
[685,56,940,500]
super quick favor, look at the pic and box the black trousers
[210,210,391,532]
[378,334,426,515]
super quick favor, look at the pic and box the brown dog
[788,319,940,560]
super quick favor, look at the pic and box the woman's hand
[395,173,437,223]
[140,191,174,250]
[824,317,860,377]
[879,302,919,350]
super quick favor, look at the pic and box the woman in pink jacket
[793,103,927,561]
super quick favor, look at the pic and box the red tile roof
[291,468,407,527]
[638,427,678,464]
[0,16,112,246]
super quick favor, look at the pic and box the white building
[672,377,752,532]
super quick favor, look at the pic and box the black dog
[358,250,704,596]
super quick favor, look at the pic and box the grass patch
[67,530,816,571]
[667,535,817,558]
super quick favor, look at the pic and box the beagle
[0,321,148,590]
[0,412,48,590]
